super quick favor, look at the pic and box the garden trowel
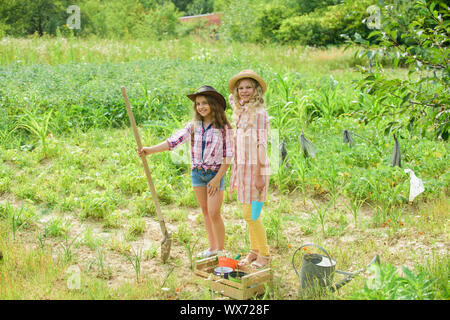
[121,86,172,263]
[251,190,264,221]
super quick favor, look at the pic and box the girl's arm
[255,111,269,194]
[138,122,192,157]
[137,141,170,157]
[256,144,269,174]
[256,110,270,176]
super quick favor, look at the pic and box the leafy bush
[287,0,341,14]
[145,1,181,39]
[277,0,376,46]
[186,0,214,15]
[219,0,263,42]
[256,3,293,42]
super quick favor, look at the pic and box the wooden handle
[120,86,169,236]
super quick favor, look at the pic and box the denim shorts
[191,167,225,190]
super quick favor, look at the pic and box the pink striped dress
[230,104,270,204]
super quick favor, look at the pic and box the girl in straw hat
[138,85,233,259]
[228,70,270,269]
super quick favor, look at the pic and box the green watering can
[292,243,380,297]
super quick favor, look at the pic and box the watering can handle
[292,243,335,280]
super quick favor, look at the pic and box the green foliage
[350,262,444,299]
[0,0,71,37]
[0,0,183,39]
[256,3,293,41]
[16,109,53,155]
[277,0,376,46]
[81,0,149,39]
[345,0,449,140]
[219,0,263,42]
[186,0,214,15]
[144,1,181,39]
[287,0,341,14]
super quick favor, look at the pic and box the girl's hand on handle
[137,147,149,157]
[207,177,220,197]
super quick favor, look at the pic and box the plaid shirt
[166,121,234,172]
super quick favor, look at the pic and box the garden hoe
[121,86,172,263]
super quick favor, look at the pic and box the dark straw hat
[187,85,227,110]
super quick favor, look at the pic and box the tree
[170,0,194,13]
[345,0,449,140]
[186,0,214,15]
[287,0,341,14]
[0,0,72,36]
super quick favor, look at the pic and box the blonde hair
[231,78,265,127]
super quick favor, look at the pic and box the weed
[83,227,103,250]
[88,248,112,280]
[125,217,146,241]
[350,262,440,300]
[125,246,143,283]
[144,244,159,260]
[59,233,80,263]
[1,201,34,240]
[44,216,70,238]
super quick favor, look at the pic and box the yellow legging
[242,204,269,257]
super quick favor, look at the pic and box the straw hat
[228,70,267,94]
[187,85,227,110]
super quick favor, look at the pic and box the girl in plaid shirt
[138,85,233,259]
[228,70,271,269]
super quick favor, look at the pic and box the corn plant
[345,196,365,228]
[320,161,340,210]
[185,237,200,271]
[17,110,53,155]
[310,193,338,235]
[291,155,309,205]
[174,222,199,270]
[264,207,284,248]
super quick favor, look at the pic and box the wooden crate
[194,256,272,300]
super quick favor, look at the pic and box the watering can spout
[330,254,381,292]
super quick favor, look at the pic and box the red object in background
[179,13,224,26]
